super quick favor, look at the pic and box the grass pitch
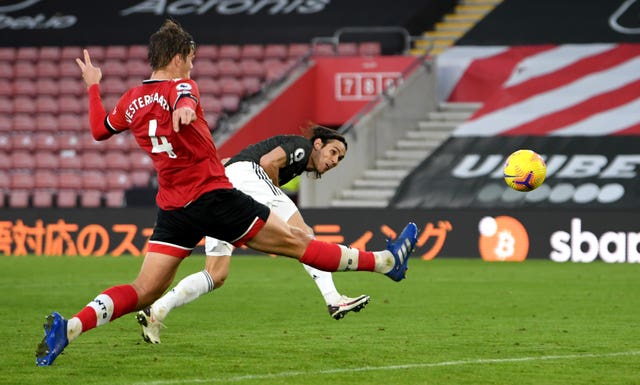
[2,255,640,385]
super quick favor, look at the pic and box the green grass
[2,256,640,385]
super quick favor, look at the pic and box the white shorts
[205,161,298,257]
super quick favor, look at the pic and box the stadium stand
[0,36,385,207]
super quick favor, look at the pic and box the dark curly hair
[148,19,195,71]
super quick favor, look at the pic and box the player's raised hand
[75,49,102,88]
[172,107,196,132]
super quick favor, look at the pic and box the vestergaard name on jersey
[125,92,170,123]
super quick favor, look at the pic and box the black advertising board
[0,0,455,47]
[390,136,640,209]
[457,0,640,45]
[1,207,639,264]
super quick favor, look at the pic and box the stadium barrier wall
[2,208,639,264]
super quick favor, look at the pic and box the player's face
[313,139,346,174]
[177,51,195,79]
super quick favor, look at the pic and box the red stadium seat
[106,170,132,189]
[35,152,60,170]
[0,116,10,133]
[82,170,107,190]
[13,61,37,78]
[11,151,35,169]
[191,59,218,78]
[36,114,59,132]
[128,151,153,171]
[358,42,382,56]
[80,134,105,152]
[59,61,80,77]
[8,190,30,208]
[263,59,287,81]
[239,59,265,78]
[81,151,104,170]
[197,78,221,96]
[16,47,38,61]
[264,44,287,60]
[12,134,36,150]
[32,190,55,208]
[59,95,84,114]
[196,45,218,60]
[128,45,148,60]
[242,77,262,96]
[58,78,85,96]
[0,47,16,61]
[0,135,10,152]
[85,45,105,61]
[39,46,61,61]
[58,151,81,170]
[220,94,241,113]
[36,61,59,77]
[218,45,241,60]
[0,79,11,96]
[105,45,128,60]
[60,46,83,61]
[34,132,59,151]
[12,113,36,131]
[58,113,85,132]
[312,43,335,56]
[80,190,103,208]
[0,153,10,169]
[104,151,130,171]
[34,170,58,189]
[0,62,14,79]
[219,77,245,96]
[127,59,149,77]
[12,79,36,96]
[13,96,36,114]
[58,171,82,190]
[104,190,126,208]
[105,132,134,152]
[287,43,311,59]
[37,78,60,96]
[102,59,128,78]
[217,59,242,78]
[0,169,9,190]
[338,42,358,56]
[0,96,13,114]
[58,132,82,151]
[101,77,127,95]
[240,44,264,60]
[130,170,152,187]
[36,96,59,114]
[56,190,78,208]
[11,171,34,189]
[200,97,223,115]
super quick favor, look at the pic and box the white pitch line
[131,350,640,385]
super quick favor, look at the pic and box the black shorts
[149,188,270,257]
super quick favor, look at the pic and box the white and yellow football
[503,149,547,192]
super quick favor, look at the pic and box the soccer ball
[503,149,547,191]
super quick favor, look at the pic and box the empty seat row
[0,42,381,63]
[1,189,129,208]
[0,150,154,172]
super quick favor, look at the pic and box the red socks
[73,284,138,332]
[299,240,376,272]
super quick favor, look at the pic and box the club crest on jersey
[294,148,305,162]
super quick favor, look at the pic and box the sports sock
[151,270,214,322]
[299,240,393,274]
[68,284,138,341]
[302,264,341,305]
